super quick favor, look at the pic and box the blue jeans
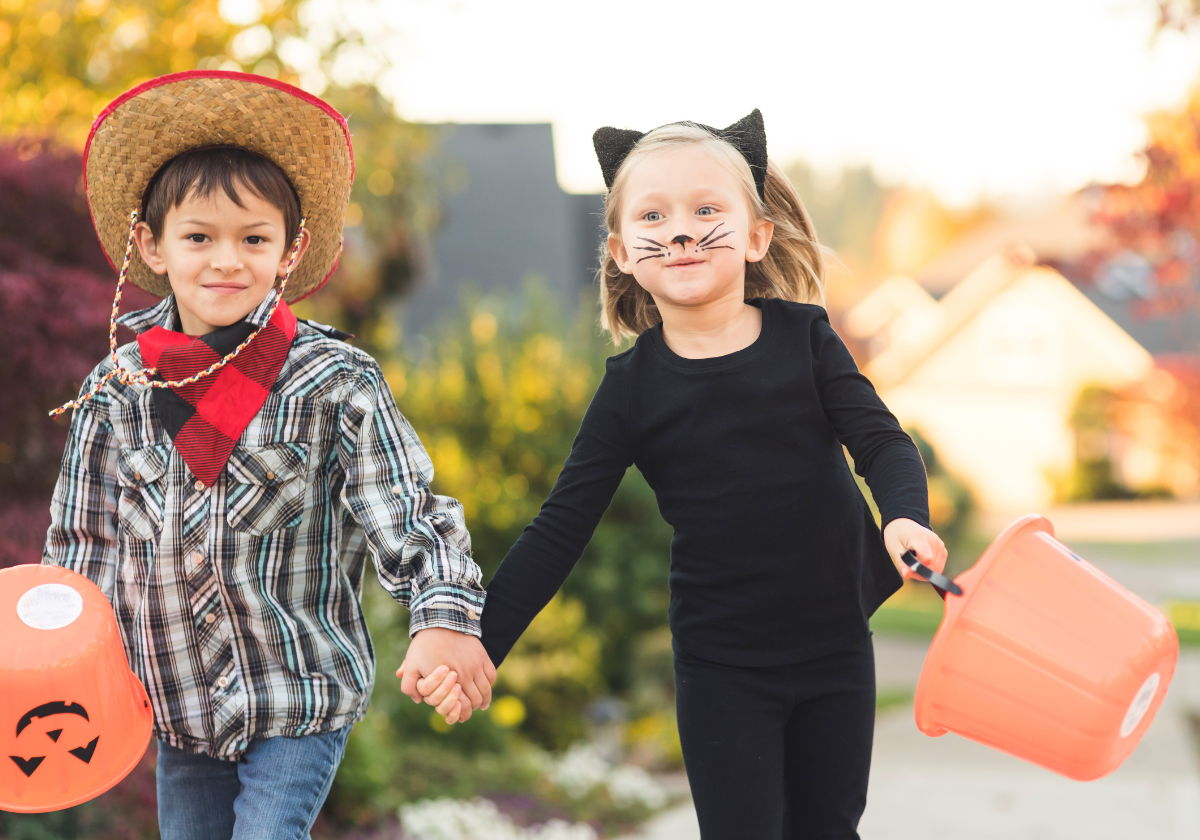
[156,726,352,840]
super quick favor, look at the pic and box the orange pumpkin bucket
[909,514,1178,781]
[0,564,152,813]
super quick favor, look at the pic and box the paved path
[625,546,1200,840]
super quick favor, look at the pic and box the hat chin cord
[49,209,307,418]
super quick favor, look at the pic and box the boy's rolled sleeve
[337,363,485,637]
[41,396,121,600]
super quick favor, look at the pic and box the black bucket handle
[902,549,963,598]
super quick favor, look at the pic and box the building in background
[400,123,605,340]
[848,244,1153,512]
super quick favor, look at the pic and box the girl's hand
[882,518,947,581]
[396,661,467,724]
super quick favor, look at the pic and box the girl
[415,110,946,838]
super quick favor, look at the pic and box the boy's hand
[883,517,947,581]
[395,662,467,724]
[399,628,496,720]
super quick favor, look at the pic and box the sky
[298,0,1200,205]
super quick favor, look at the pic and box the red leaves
[0,138,156,567]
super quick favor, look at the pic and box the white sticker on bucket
[1120,672,1161,738]
[16,583,84,630]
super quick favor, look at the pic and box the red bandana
[137,300,297,487]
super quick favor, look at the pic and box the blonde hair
[598,123,827,345]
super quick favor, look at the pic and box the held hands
[882,517,947,582]
[396,627,497,725]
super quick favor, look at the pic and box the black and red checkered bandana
[137,301,297,487]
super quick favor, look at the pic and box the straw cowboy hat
[83,70,354,303]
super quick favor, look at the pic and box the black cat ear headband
[592,108,768,201]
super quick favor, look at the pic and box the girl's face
[609,144,773,310]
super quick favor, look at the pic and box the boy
[42,71,491,839]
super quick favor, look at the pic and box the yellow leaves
[504,474,529,500]
[76,0,108,18]
[0,21,10,49]
[37,11,60,37]
[514,406,541,432]
[382,361,406,399]
[367,169,394,196]
[17,22,38,48]
[0,0,24,14]
[476,476,501,504]
[534,336,562,367]
[471,312,497,344]
[489,695,526,728]
[475,351,504,399]
[561,369,589,407]
[438,429,469,472]
[437,359,465,403]
[171,22,198,48]
[498,595,602,697]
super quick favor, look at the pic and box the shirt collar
[116,290,280,336]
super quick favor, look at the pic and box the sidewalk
[626,543,1200,840]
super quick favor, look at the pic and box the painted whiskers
[633,222,735,263]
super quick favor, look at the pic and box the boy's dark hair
[141,146,301,246]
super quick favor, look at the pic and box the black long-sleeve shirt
[481,299,930,667]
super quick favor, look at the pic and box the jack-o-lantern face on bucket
[9,701,100,778]
[1,565,153,813]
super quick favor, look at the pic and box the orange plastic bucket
[912,514,1178,781]
[0,564,152,813]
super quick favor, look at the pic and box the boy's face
[608,144,773,312]
[134,182,309,336]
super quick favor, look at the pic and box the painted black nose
[671,234,694,247]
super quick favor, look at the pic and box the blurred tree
[785,161,889,272]
[0,0,303,143]
[0,0,437,353]
[1090,81,1200,320]
[390,290,674,698]
[0,138,157,568]
[1156,0,1200,31]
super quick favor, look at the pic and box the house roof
[915,194,1107,297]
[863,243,1037,389]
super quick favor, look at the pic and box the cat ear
[718,109,768,201]
[593,126,645,190]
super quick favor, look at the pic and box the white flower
[544,745,612,799]
[400,797,596,840]
[541,745,669,811]
[606,766,668,810]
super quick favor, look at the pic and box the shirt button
[467,609,478,620]
[192,552,204,565]
[391,484,403,496]
[133,472,142,481]
[194,480,205,491]
[216,676,229,689]
[266,471,275,480]
[205,613,217,625]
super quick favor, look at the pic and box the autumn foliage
[0,138,157,567]
[1091,84,1200,318]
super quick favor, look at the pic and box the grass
[877,690,914,713]
[870,581,946,639]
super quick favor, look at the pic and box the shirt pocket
[224,443,311,535]
[115,445,170,541]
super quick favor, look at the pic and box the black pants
[674,635,876,840]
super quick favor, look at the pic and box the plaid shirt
[43,293,484,759]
